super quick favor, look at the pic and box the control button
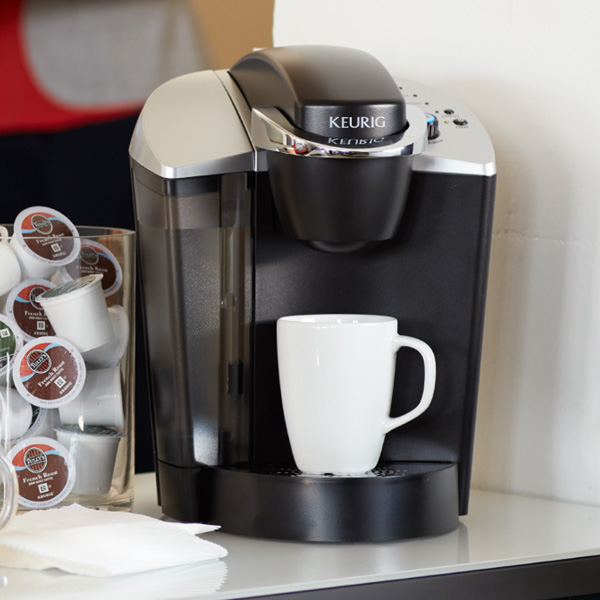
[453,118,468,127]
[425,113,440,140]
[443,109,455,115]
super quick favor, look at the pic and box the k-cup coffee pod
[56,425,122,495]
[37,274,113,352]
[8,436,76,508]
[4,279,56,341]
[81,305,129,368]
[0,444,18,531]
[23,407,60,441]
[53,239,123,297]
[59,366,124,428]
[10,206,81,280]
[0,313,23,380]
[0,226,21,296]
[0,390,33,441]
[13,336,86,408]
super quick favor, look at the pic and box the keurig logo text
[329,116,386,129]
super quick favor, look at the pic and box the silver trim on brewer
[250,105,428,159]
[129,70,254,180]
[129,69,495,179]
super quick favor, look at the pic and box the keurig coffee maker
[130,46,496,542]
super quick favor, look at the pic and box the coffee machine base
[156,460,459,542]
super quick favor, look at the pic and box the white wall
[274,0,600,506]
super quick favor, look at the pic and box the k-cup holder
[1,216,135,513]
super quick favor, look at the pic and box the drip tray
[253,462,449,478]
[205,461,459,542]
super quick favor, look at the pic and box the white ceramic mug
[277,314,436,476]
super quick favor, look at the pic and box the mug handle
[383,335,436,434]
[0,447,18,531]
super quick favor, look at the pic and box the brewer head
[230,46,427,252]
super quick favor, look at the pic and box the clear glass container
[0,225,135,512]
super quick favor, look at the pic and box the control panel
[396,78,496,176]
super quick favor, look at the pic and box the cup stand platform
[156,460,460,543]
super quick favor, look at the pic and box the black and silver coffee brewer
[130,46,496,542]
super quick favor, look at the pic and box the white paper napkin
[0,561,229,600]
[0,504,227,577]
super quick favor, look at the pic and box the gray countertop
[3,473,600,599]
